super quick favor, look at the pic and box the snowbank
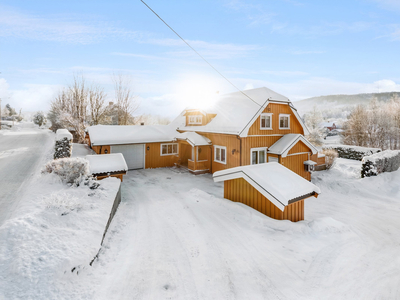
[0,175,121,299]
[361,150,400,177]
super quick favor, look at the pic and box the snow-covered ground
[16,161,393,300]
[2,134,400,299]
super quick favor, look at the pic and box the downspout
[237,135,242,166]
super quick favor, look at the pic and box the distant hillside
[294,91,400,116]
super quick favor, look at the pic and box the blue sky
[1,0,400,117]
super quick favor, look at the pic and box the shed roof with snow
[86,153,128,175]
[169,87,309,137]
[87,125,178,146]
[56,129,73,141]
[213,162,320,212]
[268,134,318,157]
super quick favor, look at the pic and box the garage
[111,144,145,170]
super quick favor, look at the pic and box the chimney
[140,122,144,126]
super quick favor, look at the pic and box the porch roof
[174,132,212,147]
[268,134,318,157]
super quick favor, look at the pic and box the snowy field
[31,160,397,300]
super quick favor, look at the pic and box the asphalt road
[0,123,53,224]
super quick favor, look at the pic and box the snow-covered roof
[169,87,309,136]
[174,132,212,146]
[87,125,178,146]
[86,153,128,174]
[213,162,320,211]
[56,129,73,141]
[268,134,318,157]
[304,160,317,165]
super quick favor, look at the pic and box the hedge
[322,145,381,161]
[361,150,400,178]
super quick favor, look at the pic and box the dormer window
[260,113,272,130]
[188,115,202,125]
[279,114,290,129]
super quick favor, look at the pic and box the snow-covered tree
[54,137,71,159]
[33,111,47,127]
[303,106,324,146]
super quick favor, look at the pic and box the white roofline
[289,104,310,135]
[269,134,318,157]
[213,170,286,211]
[239,99,270,138]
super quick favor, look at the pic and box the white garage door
[111,144,145,170]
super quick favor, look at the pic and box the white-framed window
[260,113,273,130]
[279,114,290,129]
[188,115,202,125]
[214,145,226,164]
[250,147,267,165]
[160,143,179,156]
[268,156,279,163]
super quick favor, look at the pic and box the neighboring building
[320,121,337,132]
[87,87,318,180]
[213,163,320,222]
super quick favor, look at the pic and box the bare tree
[304,106,324,146]
[88,84,106,125]
[112,73,139,125]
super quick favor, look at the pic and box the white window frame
[250,147,267,165]
[214,145,227,164]
[260,113,273,130]
[188,115,202,125]
[279,114,290,130]
[268,156,279,163]
[160,143,179,156]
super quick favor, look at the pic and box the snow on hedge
[361,150,400,178]
[56,129,73,141]
[323,144,381,161]
[42,157,90,185]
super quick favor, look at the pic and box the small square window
[260,113,272,130]
[214,146,226,164]
[279,114,290,129]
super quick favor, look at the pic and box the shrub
[323,145,381,161]
[321,149,338,170]
[42,157,90,185]
[361,150,400,178]
[54,137,72,159]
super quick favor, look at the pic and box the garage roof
[87,125,178,146]
[213,162,320,211]
[268,134,318,157]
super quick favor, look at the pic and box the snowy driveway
[70,163,400,300]
[0,123,53,224]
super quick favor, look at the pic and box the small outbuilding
[213,162,320,222]
[86,153,128,182]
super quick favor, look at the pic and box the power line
[140,0,261,107]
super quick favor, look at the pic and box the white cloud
[0,6,142,44]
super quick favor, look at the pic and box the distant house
[213,163,320,222]
[320,122,337,132]
[86,87,319,180]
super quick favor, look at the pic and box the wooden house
[213,162,320,222]
[86,87,318,180]
[86,153,128,182]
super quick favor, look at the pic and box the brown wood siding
[281,153,311,181]
[241,136,282,165]
[247,103,304,136]
[92,145,110,154]
[317,155,326,165]
[288,140,311,155]
[224,178,304,222]
[197,133,241,173]
[145,142,179,169]
[96,174,124,182]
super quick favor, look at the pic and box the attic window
[260,113,272,130]
[188,115,202,125]
[279,114,290,129]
